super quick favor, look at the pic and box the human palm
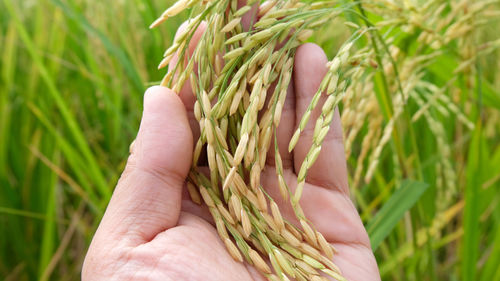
[83,17,380,281]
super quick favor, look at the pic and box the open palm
[82,12,380,281]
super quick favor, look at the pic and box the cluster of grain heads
[151,0,358,280]
[151,0,497,278]
[315,0,496,218]
[344,0,497,212]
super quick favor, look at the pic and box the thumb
[94,86,193,245]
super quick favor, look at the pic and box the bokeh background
[1,0,499,280]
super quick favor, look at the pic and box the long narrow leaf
[367,180,429,250]
[462,121,483,281]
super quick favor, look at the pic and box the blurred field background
[1,0,499,280]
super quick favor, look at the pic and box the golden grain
[186,182,202,205]
[249,249,272,274]
[241,209,253,238]
[271,201,285,231]
[224,238,243,262]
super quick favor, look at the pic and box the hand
[82,21,380,281]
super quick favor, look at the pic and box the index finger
[166,0,259,142]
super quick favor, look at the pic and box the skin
[82,7,381,280]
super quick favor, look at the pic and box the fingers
[261,169,369,244]
[169,21,207,142]
[331,243,380,281]
[293,43,349,194]
[265,82,295,169]
[92,86,193,246]
[169,1,259,142]
[238,0,259,31]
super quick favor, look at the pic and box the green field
[1,0,500,280]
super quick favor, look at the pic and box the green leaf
[49,0,144,95]
[462,121,483,281]
[3,0,111,199]
[367,180,429,250]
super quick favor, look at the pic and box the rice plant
[1,0,499,280]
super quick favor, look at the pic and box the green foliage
[367,180,429,251]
